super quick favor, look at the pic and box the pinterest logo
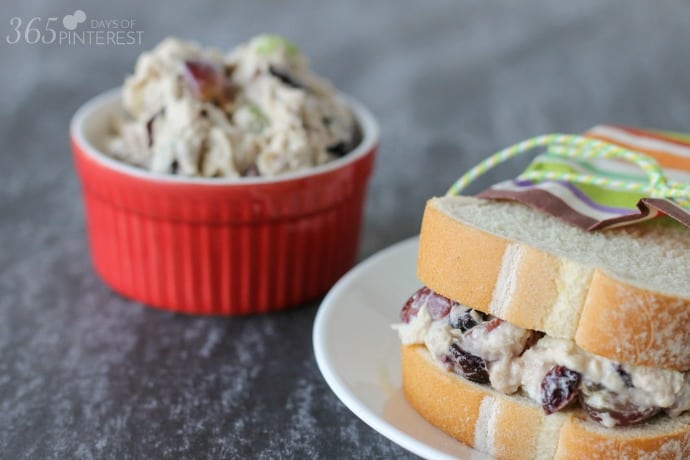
[62,10,86,31]
[6,9,143,46]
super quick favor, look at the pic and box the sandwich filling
[393,287,690,428]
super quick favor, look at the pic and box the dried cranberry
[520,331,545,356]
[222,83,240,105]
[484,318,504,333]
[269,65,303,89]
[579,381,659,426]
[449,307,488,332]
[447,344,489,384]
[184,60,238,104]
[399,291,418,323]
[580,393,659,426]
[541,365,581,415]
[326,141,349,157]
[427,293,454,320]
[399,287,453,323]
[615,364,634,388]
[184,60,223,101]
[145,117,155,147]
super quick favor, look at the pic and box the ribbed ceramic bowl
[70,88,378,315]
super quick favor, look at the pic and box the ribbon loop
[447,134,690,210]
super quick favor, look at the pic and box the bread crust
[417,197,690,370]
[556,416,690,460]
[402,345,690,460]
[416,203,506,314]
[401,344,563,460]
[576,273,690,370]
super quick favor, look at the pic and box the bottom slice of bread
[401,345,690,460]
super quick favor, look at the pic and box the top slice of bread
[417,196,690,370]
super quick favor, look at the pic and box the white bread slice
[417,196,690,370]
[402,345,690,460]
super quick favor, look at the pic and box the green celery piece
[254,34,299,57]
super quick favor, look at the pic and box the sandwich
[393,195,690,459]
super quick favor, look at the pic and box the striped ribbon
[447,134,690,208]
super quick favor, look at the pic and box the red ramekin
[70,88,378,315]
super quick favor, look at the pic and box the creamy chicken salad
[393,287,690,428]
[108,35,359,178]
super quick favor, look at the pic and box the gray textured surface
[2,1,690,458]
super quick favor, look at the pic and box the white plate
[313,237,491,460]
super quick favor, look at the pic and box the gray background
[1,1,689,458]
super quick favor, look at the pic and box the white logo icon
[63,10,86,30]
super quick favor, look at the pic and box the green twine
[446,134,690,209]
